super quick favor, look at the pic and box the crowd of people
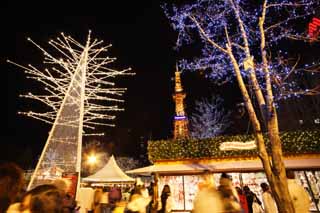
[192,171,311,213]
[0,162,313,213]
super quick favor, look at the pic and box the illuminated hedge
[147,130,320,162]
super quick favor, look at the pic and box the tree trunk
[258,1,295,211]
[229,0,267,124]
[266,108,295,212]
[226,43,273,185]
[192,5,296,211]
[227,36,294,212]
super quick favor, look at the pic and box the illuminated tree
[8,31,134,190]
[190,95,230,139]
[116,157,142,172]
[164,0,320,211]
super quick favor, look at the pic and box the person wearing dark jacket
[157,185,173,213]
[243,186,262,213]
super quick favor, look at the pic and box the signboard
[219,140,257,151]
[308,17,320,40]
[62,172,79,198]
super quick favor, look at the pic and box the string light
[148,130,320,162]
[8,32,135,134]
[8,31,135,190]
[163,0,320,101]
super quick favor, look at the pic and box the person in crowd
[126,184,152,213]
[100,186,110,213]
[0,162,25,212]
[286,169,310,213]
[156,184,173,213]
[122,186,131,202]
[11,184,63,213]
[251,196,264,213]
[77,186,95,213]
[309,175,320,206]
[260,182,277,213]
[193,170,223,213]
[108,186,122,211]
[113,200,127,213]
[93,186,103,213]
[52,178,77,213]
[236,187,248,213]
[243,185,262,213]
[218,173,241,213]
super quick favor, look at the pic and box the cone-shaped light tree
[8,31,135,192]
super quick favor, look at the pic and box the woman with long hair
[157,185,173,213]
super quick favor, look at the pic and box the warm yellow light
[88,154,97,165]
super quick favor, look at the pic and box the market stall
[127,130,320,212]
[127,154,320,212]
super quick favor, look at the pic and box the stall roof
[126,155,320,175]
[82,155,135,182]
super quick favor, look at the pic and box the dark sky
[2,1,319,169]
[2,0,221,168]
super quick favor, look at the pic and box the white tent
[82,155,135,183]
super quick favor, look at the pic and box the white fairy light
[8,31,135,192]
[8,32,134,134]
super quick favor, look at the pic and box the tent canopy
[82,155,135,182]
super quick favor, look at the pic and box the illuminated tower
[172,65,189,139]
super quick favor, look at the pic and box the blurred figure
[286,170,310,213]
[218,173,241,213]
[126,184,152,213]
[108,186,122,211]
[52,178,77,213]
[243,185,262,213]
[157,184,173,213]
[122,186,131,202]
[52,178,71,194]
[260,183,278,213]
[100,186,110,213]
[113,200,127,213]
[193,170,223,213]
[77,186,95,213]
[93,187,103,213]
[260,182,277,213]
[236,187,248,213]
[146,182,155,213]
[16,184,63,213]
[0,162,25,212]
[309,175,320,206]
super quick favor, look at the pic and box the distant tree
[190,95,230,139]
[115,157,142,172]
[164,0,320,212]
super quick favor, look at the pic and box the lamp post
[87,153,98,174]
[88,154,97,165]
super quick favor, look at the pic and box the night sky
[2,0,216,169]
[2,1,319,169]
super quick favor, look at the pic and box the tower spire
[175,63,183,92]
[172,65,189,139]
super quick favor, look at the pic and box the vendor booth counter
[127,154,320,212]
